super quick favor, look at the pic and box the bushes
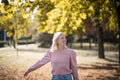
[37,32,53,48]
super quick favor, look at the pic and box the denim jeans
[52,74,72,80]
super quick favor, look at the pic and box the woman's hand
[24,71,28,77]
[24,69,31,77]
[24,71,29,77]
[24,67,35,77]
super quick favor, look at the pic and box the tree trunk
[97,25,105,58]
[115,1,120,69]
[80,36,83,48]
[95,2,105,59]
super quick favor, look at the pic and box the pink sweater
[29,48,79,80]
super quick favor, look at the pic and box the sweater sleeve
[70,50,79,80]
[29,50,51,71]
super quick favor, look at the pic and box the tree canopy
[0,0,32,39]
[0,0,120,37]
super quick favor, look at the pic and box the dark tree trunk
[80,36,83,48]
[95,2,105,59]
[97,25,105,58]
[11,28,16,49]
[110,0,120,69]
[115,1,120,69]
[88,35,92,48]
[89,40,92,48]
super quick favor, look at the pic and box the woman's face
[57,34,67,47]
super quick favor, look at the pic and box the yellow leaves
[46,8,63,33]
[0,5,16,23]
[88,13,92,17]
[71,19,82,31]
[77,19,82,26]
[37,0,90,35]
[72,26,77,30]
[105,7,109,11]
[47,30,53,34]
[50,0,56,2]
[79,13,86,20]
[99,16,103,22]
[47,8,61,18]
[56,23,64,32]
[48,29,55,34]
[7,32,13,37]
[37,25,48,33]
[37,10,42,16]
[55,0,70,8]
[23,13,29,18]
[109,16,118,31]
[47,8,61,29]
[105,0,109,4]
[0,16,9,25]
[7,13,13,18]
[88,6,94,12]
[7,7,16,13]
[0,5,6,13]
[64,30,72,35]
[47,26,57,34]
[79,5,83,9]
[109,21,117,31]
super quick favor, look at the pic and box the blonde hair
[50,32,67,51]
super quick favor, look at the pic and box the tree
[90,0,119,58]
[32,0,90,35]
[0,0,32,48]
[31,0,119,58]
[113,0,120,70]
[0,0,119,59]
[93,0,105,58]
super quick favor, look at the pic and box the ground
[0,44,119,80]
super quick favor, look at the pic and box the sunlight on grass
[0,44,119,80]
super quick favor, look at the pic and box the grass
[0,44,119,80]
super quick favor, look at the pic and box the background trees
[0,0,32,48]
[0,0,119,59]
[32,0,119,59]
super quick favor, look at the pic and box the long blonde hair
[50,32,67,51]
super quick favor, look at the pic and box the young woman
[24,32,79,80]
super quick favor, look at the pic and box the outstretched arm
[24,50,51,77]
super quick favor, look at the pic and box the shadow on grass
[78,63,118,70]
[78,62,120,80]
[105,58,119,62]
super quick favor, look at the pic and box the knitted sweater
[29,48,79,80]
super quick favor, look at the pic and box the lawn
[0,44,119,80]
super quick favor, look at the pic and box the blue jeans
[52,74,72,80]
